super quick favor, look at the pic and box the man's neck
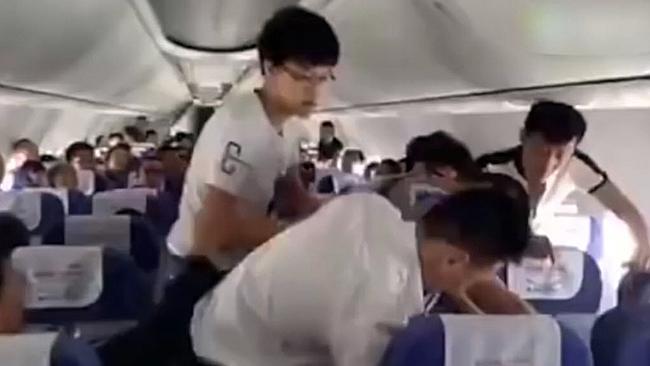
[256,88,291,131]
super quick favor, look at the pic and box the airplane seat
[0,191,64,244]
[504,247,602,314]
[92,188,175,235]
[18,246,154,328]
[28,188,92,215]
[618,271,650,307]
[0,332,100,366]
[381,314,590,366]
[44,215,161,273]
[591,305,650,366]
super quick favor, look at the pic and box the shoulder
[476,146,520,169]
[572,150,606,175]
[568,150,608,193]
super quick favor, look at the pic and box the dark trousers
[98,257,227,366]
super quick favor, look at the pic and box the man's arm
[592,181,650,269]
[190,186,280,257]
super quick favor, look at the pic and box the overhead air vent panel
[148,0,300,52]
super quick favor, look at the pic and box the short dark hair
[407,131,480,179]
[378,159,403,176]
[480,173,530,216]
[11,138,36,152]
[65,141,94,162]
[524,100,587,144]
[39,154,58,164]
[258,6,340,68]
[145,129,157,137]
[421,188,530,265]
[321,121,335,128]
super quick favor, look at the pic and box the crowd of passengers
[1,5,650,366]
[0,127,194,207]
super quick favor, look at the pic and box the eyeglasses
[278,64,336,85]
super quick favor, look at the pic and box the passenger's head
[145,129,159,145]
[124,125,145,144]
[95,135,106,148]
[158,145,188,177]
[258,6,340,117]
[521,101,587,183]
[108,133,125,147]
[364,162,379,181]
[12,161,47,189]
[65,141,95,171]
[339,149,365,174]
[0,213,29,333]
[418,189,530,294]
[376,159,402,177]
[106,143,132,172]
[320,121,336,142]
[173,132,194,150]
[139,156,165,190]
[9,139,39,169]
[47,163,78,190]
[407,131,481,191]
[298,161,316,189]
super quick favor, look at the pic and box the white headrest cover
[76,170,95,196]
[12,246,103,309]
[507,247,585,300]
[28,188,69,215]
[64,216,131,253]
[93,188,155,215]
[0,332,58,366]
[0,191,41,231]
[440,315,561,366]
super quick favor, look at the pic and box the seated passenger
[477,100,650,269]
[132,155,165,191]
[0,213,29,333]
[364,161,379,181]
[65,141,108,193]
[191,188,531,366]
[12,161,48,189]
[1,139,40,191]
[47,163,78,190]
[145,130,159,146]
[376,158,402,177]
[104,143,133,189]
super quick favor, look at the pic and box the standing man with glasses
[98,6,340,366]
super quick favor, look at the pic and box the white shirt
[167,90,301,267]
[478,146,608,233]
[191,193,424,366]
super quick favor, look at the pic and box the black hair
[377,159,403,176]
[95,135,105,146]
[524,100,587,144]
[258,6,340,69]
[342,149,365,162]
[480,173,530,216]
[321,121,335,128]
[421,188,530,265]
[65,141,94,162]
[407,131,480,179]
[124,126,145,143]
[145,129,157,137]
[11,138,36,152]
[109,132,124,140]
[0,213,30,291]
[39,154,58,164]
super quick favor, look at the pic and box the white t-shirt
[477,146,608,233]
[167,90,301,267]
[191,193,424,366]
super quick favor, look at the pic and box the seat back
[48,215,160,273]
[592,305,650,366]
[92,188,155,216]
[20,246,153,325]
[506,247,602,314]
[0,191,64,241]
[382,314,591,366]
[0,332,101,366]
